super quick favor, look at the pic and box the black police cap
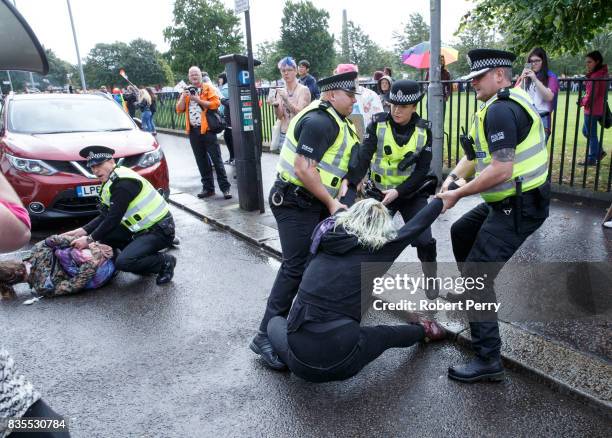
[79,146,115,167]
[317,71,360,94]
[387,80,424,105]
[462,49,517,80]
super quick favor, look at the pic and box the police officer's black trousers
[390,195,437,262]
[450,202,546,360]
[258,202,327,333]
[267,316,425,383]
[101,220,175,275]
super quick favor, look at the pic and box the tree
[83,42,129,88]
[346,21,397,76]
[393,12,430,53]
[42,49,74,87]
[83,40,168,88]
[255,40,283,81]
[278,0,336,77]
[451,27,503,77]
[460,0,612,54]
[163,0,243,77]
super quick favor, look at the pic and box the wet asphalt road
[2,208,612,436]
[2,133,611,436]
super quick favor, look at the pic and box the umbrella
[401,42,458,69]
[0,0,48,74]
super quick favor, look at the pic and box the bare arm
[294,154,345,214]
[440,156,476,192]
[0,173,30,252]
[176,90,188,113]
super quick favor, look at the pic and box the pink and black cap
[461,49,516,80]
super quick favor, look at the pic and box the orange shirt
[176,83,221,134]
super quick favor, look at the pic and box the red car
[0,92,169,221]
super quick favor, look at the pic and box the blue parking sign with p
[238,70,250,86]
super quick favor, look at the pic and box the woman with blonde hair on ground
[263,186,459,382]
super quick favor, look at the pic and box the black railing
[151,77,610,193]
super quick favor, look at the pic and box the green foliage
[255,40,283,81]
[450,27,504,77]
[83,39,168,88]
[278,0,337,77]
[345,21,397,76]
[460,0,612,55]
[163,0,243,77]
[393,12,430,53]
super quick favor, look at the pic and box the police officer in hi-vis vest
[437,49,550,383]
[354,79,439,299]
[250,71,362,370]
[63,146,177,285]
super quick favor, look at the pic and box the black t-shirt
[484,99,533,153]
[293,107,340,162]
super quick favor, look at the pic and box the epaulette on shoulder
[109,172,119,182]
[318,100,332,110]
[497,88,510,100]
[373,112,389,123]
[416,118,431,129]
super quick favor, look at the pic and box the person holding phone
[267,57,311,149]
[514,47,559,141]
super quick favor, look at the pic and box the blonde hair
[335,198,397,251]
[137,88,151,106]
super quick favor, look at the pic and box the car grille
[50,189,99,213]
[46,155,143,176]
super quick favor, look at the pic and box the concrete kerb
[169,189,612,415]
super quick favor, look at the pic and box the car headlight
[6,153,57,176]
[137,148,164,168]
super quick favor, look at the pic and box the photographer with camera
[352,80,439,299]
[176,66,232,199]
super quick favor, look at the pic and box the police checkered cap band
[469,57,513,70]
[389,89,422,103]
[320,80,357,92]
[88,152,113,159]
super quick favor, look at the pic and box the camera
[524,62,532,70]
[185,86,198,95]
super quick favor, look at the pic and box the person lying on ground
[0,235,114,299]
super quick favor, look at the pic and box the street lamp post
[66,0,87,91]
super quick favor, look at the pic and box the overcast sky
[14,0,474,65]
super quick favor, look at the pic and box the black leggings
[267,316,425,383]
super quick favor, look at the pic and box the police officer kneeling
[63,146,177,285]
[354,80,439,298]
[437,50,550,382]
[250,72,362,370]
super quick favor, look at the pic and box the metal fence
[152,77,610,193]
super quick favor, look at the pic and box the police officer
[354,80,438,298]
[63,146,177,285]
[437,49,550,382]
[250,71,362,370]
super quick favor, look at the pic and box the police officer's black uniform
[353,80,438,298]
[250,72,362,370]
[79,146,177,285]
[443,50,551,382]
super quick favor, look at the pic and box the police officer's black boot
[448,356,505,383]
[417,239,438,299]
[156,254,176,285]
[250,333,287,371]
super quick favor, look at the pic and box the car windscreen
[8,97,135,134]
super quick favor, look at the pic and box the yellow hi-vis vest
[470,88,548,203]
[100,166,169,233]
[370,120,427,190]
[275,100,360,198]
